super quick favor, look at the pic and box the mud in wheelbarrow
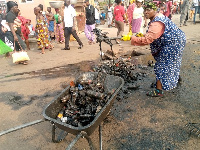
[43,72,124,149]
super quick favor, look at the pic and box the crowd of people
[0,0,199,97]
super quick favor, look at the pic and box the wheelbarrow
[0,72,124,150]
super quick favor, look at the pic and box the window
[21,0,33,3]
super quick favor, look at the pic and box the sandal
[146,89,164,97]
[40,52,45,54]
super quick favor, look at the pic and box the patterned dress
[18,15,30,40]
[36,18,50,49]
[54,14,64,43]
[149,16,186,90]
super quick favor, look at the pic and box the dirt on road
[0,14,200,150]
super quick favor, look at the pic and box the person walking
[189,4,195,20]
[62,0,83,50]
[17,10,30,50]
[107,4,113,28]
[164,0,173,19]
[111,0,128,44]
[180,0,192,27]
[54,8,64,44]
[95,6,100,25]
[46,7,55,40]
[193,0,200,24]
[131,2,186,97]
[127,0,136,32]
[84,0,96,45]
[132,0,146,34]
[34,7,52,54]
[5,1,28,64]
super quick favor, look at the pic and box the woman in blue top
[131,3,186,97]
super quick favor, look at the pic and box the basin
[49,1,64,8]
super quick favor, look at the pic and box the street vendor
[131,2,186,97]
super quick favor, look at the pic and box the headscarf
[130,0,135,4]
[144,2,157,11]
[7,1,18,13]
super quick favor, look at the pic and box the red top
[114,5,125,22]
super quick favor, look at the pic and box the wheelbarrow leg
[66,132,82,150]
[82,132,96,150]
[52,123,68,143]
[66,131,96,150]
[99,124,102,150]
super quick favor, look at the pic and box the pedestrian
[107,4,113,28]
[189,4,195,20]
[95,6,100,25]
[164,0,173,19]
[127,0,136,32]
[54,8,64,44]
[38,4,52,48]
[132,0,146,34]
[46,7,55,40]
[158,2,166,14]
[84,0,96,45]
[180,0,191,27]
[0,8,3,21]
[100,11,106,20]
[131,2,186,97]
[193,0,200,24]
[34,7,52,54]
[0,12,9,57]
[17,10,30,50]
[27,19,35,38]
[111,0,128,44]
[5,1,28,64]
[62,0,83,50]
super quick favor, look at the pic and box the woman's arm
[122,14,128,23]
[131,21,165,46]
[8,22,18,41]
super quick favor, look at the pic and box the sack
[12,51,30,63]
[12,41,30,63]
[0,39,13,55]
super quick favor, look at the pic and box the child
[27,19,35,38]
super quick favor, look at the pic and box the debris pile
[57,72,115,127]
[93,57,152,101]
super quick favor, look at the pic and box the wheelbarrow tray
[43,72,124,136]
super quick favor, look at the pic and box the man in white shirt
[62,0,83,50]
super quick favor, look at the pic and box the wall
[15,0,59,26]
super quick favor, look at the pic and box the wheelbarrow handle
[0,119,45,137]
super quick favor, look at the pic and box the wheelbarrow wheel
[52,123,68,143]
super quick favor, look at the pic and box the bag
[58,15,62,23]
[12,41,30,63]
[0,39,13,55]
